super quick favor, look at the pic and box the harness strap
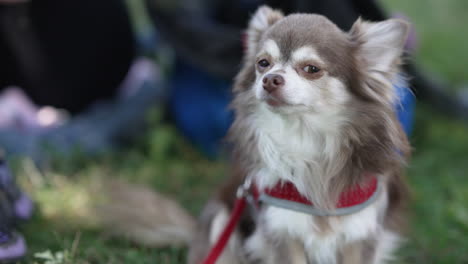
[259,178,382,216]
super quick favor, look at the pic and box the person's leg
[28,0,135,113]
[0,158,34,220]
[0,185,27,261]
[0,5,23,90]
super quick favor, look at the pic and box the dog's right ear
[246,6,283,59]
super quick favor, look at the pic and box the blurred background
[0,0,467,263]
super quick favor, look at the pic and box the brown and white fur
[100,6,411,264]
[187,6,410,264]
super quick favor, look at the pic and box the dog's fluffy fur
[100,6,411,264]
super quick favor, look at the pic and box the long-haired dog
[100,6,410,264]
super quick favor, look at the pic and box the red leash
[201,197,247,264]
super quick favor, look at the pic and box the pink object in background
[118,57,161,98]
[0,87,68,131]
[0,87,40,130]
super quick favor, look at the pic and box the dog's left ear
[246,6,284,59]
[349,18,409,104]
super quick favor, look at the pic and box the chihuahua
[101,6,411,264]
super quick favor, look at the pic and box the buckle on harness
[236,177,260,216]
[236,176,252,198]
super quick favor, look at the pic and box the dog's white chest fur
[253,105,335,171]
[241,105,398,264]
[254,193,385,263]
[251,104,346,205]
[243,185,395,264]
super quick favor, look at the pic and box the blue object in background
[171,64,415,156]
[170,61,233,157]
[395,78,416,136]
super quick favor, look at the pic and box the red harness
[201,175,378,264]
[262,176,378,208]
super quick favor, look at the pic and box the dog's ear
[246,6,283,59]
[349,18,409,105]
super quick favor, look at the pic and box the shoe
[0,230,26,261]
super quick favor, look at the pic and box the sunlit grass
[16,113,225,263]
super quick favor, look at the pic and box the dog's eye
[303,65,320,73]
[258,59,270,68]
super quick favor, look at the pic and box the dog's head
[242,6,409,115]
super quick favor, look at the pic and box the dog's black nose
[262,74,284,93]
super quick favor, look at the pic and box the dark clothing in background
[0,0,135,114]
[146,0,386,80]
[147,0,468,121]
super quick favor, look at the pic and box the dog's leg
[188,200,243,264]
[245,228,308,264]
[338,230,401,264]
[372,230,402,264]
[287,239,309,264]
[337,238,378,264]
[188,200,220,264]
[244,228,271,263]
[337,241,367,264]
[210,206,243,264]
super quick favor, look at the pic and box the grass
[400,106,468,263]
[10,0,468,263]
[381,0,468,89]
[16,116,226,263]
